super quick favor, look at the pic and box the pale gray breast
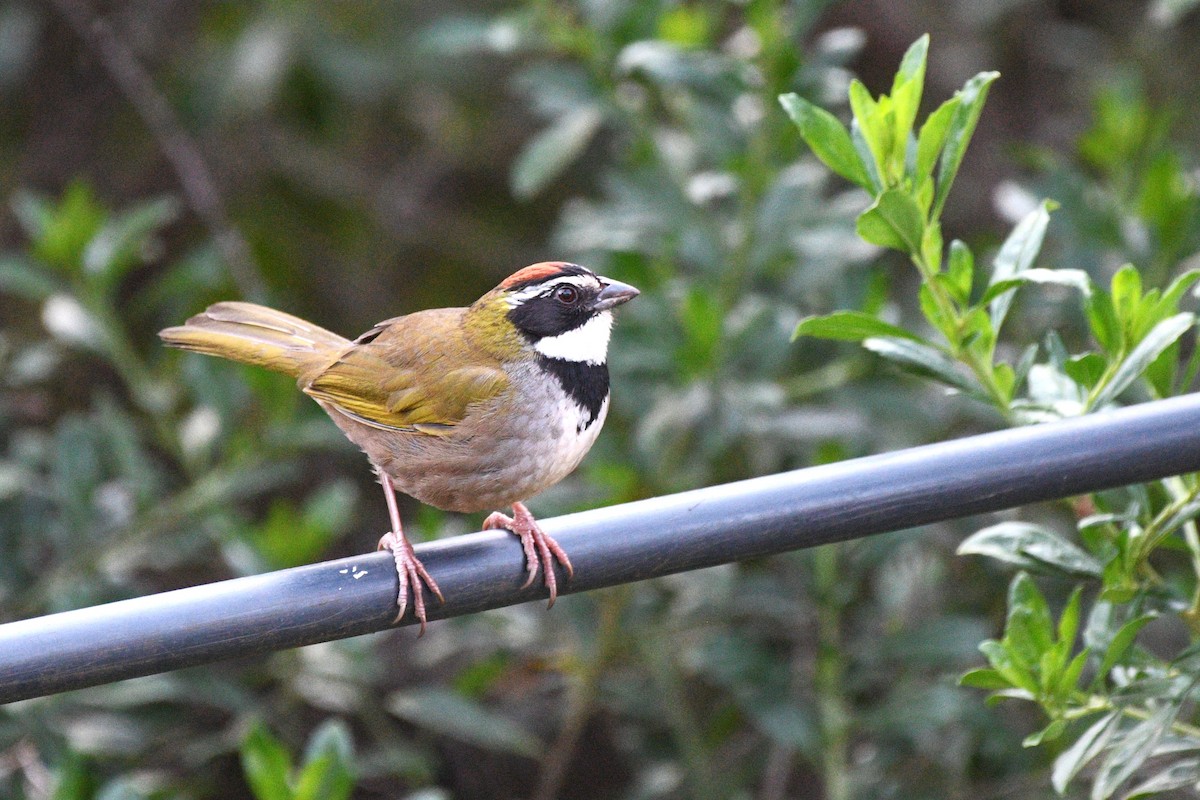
[324,360,610,513]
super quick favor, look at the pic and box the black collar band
[537,356,609,431]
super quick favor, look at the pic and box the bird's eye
[553,285,579,305]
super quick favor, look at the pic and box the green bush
[789,34,1200,800]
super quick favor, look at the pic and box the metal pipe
[5,394,1200,704]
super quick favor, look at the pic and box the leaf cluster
[787,33,1200,800]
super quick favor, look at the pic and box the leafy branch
[782,34,1200,800]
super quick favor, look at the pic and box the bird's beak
[593,278,640,311]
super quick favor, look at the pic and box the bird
[159,262,638,632]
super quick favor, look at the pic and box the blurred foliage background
[3,1,1200,798]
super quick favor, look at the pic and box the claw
[378,531,442,635]
[376,468,442,635]
[484,502,573,606]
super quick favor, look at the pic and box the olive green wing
[302,311,509,434]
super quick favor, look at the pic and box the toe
[411,576,428,635]
[413,559,445,603]
[535,536,558,608]
[385,536,444,630]
[482,512,513,531]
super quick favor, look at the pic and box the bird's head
[469,262,639,363]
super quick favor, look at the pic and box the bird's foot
[483,501,574,607]
[378,531,444,634]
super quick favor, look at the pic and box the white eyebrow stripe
[506,275,600,305]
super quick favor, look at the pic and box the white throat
[534,312,613,365]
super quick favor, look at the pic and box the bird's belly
[323,390,609,514]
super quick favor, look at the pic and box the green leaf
[847,79,878,128]
[292,724,352,800]
[1022,718,1066,748]
[1153,269,1200,318]
[1064,353,1107,390]
[1097,614,1155,679]
[862,335,975,393]
[987,201,1054,332]
[1088,285,1122,354]
[993,362,1015,402]
[1100,582,1138,605]
[889,35,928,157]
[511,106,604,200]
[293,721,354,800]
[977,277,1025,308]
[978,639,1038,694]
[920,218,943,272]
[957,522,1103,578]
[891,35,929,102]
[916,95,960,182]
[958,668,1013,690]
[914,174,935,214]
[1006,572,1054,662]
[919,283,956,343]
[792,310,924,343]
[293,755,353,800]
[1052,711,1119,794]
[946,239,974,303]
[984,687,1037,705]
[1090,312,1195,410]
[1110,264,1143,332]
[241,724,295,800]
[1039,643,1066,696]
[933,70,1000,219]
[16,181,106,272]
[961,306,996,357]
[848,79,889,183]
[850,118,883,190]
[1006,608,1049,674]
[1057,586,1082,646]
[779,93,872,189]
[1147,494,1200,555]
[856,189,925,254]
[1057,648,1089,699]
[387,688,542,758]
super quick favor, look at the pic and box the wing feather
[302,309,509,433]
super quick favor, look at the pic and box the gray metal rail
[5,394,1200,704]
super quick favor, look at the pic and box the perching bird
[160,262,638,632]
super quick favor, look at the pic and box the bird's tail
[159,301,349,381]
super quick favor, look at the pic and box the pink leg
[483,501,574,608]
[376,468,443,634]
